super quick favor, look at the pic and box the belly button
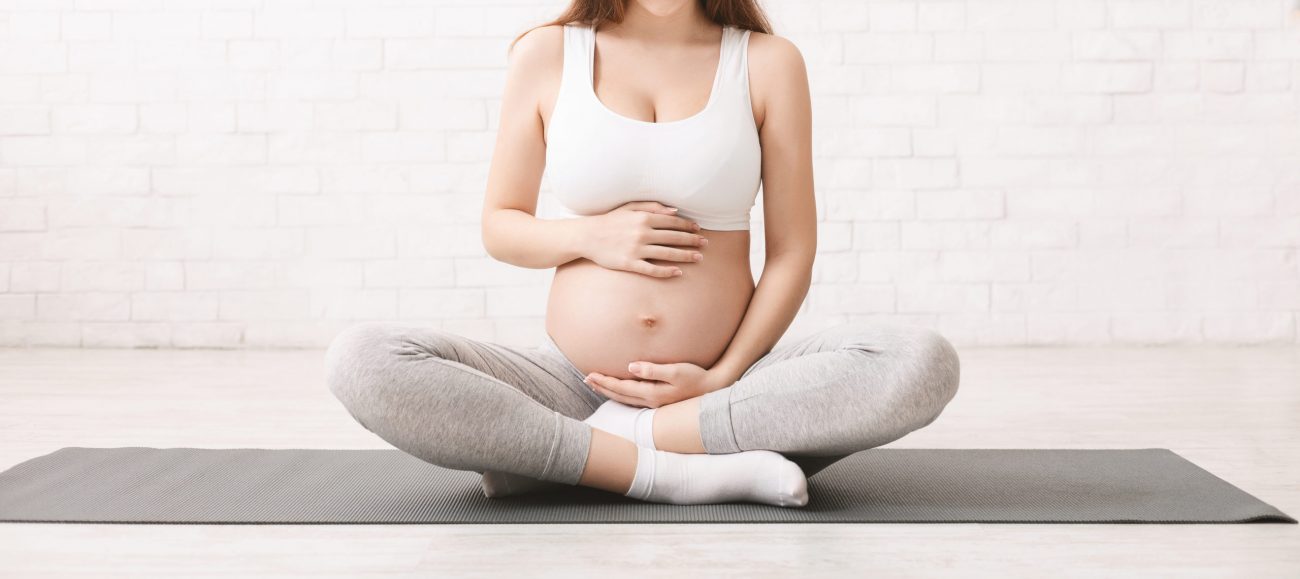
[639,314,657,328]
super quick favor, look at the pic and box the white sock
[480,470,564,498]
[583,400,657,450]
[484,401,654,498]
[623,446,809,507]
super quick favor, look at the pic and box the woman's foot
[480,470,566,498]
[625,447,809,507]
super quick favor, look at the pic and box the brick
[1164,31,1252,60]
[844,33,932,63]
[1072,32,1161,61]
[1203,313,1296,343]
[869,1,917,31]
[900,221,989,250]
[37,292,130,321]
[284,260,365,289]
[0,199,45,231]
[807,283,895,314]
[345,7,435,38]
[366,259,456,288]
[82,323,170,348]
[896,283,989,312]
[850,95,936,126]
[812,252,858,283]
[825,190,915,221]
[202,11,252,39]
[253,9,343,39]
[309,288,398,320]
[219,290,312,321]
[171,323,244,348]
[916,190,1004,220]
[938,312,1026,346]
[384,38,507,70]
[485,287,548,317]
[1111,0,1192,29]
[1111,313,1203,344]
[1027,313,1110,344]
[0,106,49,135]
[399,288,484,318]
[993,283,1077,312]
[1061,63,1152,94]
[918,2,964,31]
[132,292,220,321]
[0,295,36,320]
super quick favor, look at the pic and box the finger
[625,201,678,215]
[591,383,653,408]
[627,361,679,383]
[641,244,702,264]
[585,375,651,407]
[646,212,701,233]
[626,259,681,278]
[592,372,665,400]
[647,229,708,248]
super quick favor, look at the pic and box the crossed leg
[324,322,604,486]
[324,321,961,497]
[651,322,961,477]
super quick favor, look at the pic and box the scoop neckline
[586,24,728,126]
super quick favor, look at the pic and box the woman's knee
[324,322,425,412]
[892,325,961,426]
[841,323,961,425]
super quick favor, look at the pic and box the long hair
[508,0,773,53]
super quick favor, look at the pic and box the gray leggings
[324,322,961,485]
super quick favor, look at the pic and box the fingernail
[628,362,641,374]
[700,238,708,246]
[673,269,683,276]
[693,253,702,262]
[667,207,678,212]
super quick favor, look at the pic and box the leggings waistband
[540,332,586,382]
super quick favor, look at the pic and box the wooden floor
[1,345,1298,577]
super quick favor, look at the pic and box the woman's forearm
[482,208,588,269]
[709,252,814,384]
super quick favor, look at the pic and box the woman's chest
[543,110,761,217]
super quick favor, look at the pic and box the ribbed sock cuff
[634,408,658,450]
[624,446,657,500]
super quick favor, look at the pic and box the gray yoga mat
[0,447,1293,524]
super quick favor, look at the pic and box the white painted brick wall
[1,0,1298,349]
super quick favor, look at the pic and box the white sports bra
[544,22,761,231]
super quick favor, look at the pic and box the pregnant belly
[545,230,755,381]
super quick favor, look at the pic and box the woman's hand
[582,361,735,408]
[576,201,709,278]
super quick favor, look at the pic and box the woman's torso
[541,22,761,381]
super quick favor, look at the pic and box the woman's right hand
[577,201,709,278]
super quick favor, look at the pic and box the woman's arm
[710,33,817,384]
[480,25,587,269]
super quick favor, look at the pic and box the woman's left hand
[583,361,734,408]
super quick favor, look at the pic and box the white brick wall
[1,0,1298,348]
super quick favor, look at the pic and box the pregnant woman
[326,0,961,507]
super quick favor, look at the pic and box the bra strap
[561,23,593,96]
[719,26,752,90]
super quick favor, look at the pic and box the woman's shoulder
[504,24,567,100]
[744,29,806,77]
[508,23,566,66]
[739,29,809,129]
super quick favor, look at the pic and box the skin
[481,0,815,495]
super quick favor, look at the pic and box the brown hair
[507,0,773,54]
